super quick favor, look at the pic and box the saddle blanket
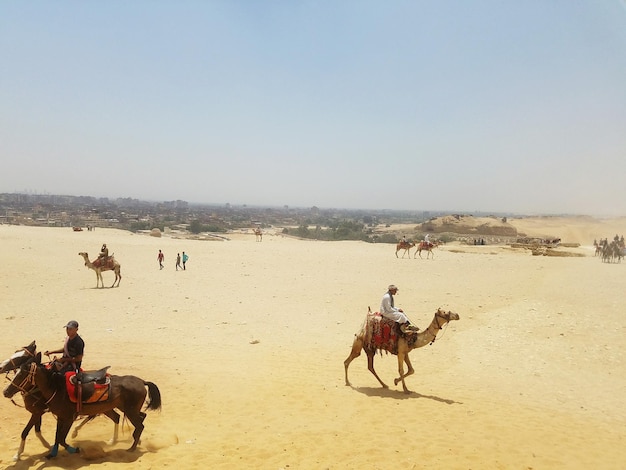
[65,371,111,404]
[365,312,401,355]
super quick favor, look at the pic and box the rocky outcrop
[419,215,518,237]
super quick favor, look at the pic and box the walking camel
[395,241,415,258]
[414,241,438,259]
[344,308,460,393]
[78,252,122,288]
[254,228,263,242]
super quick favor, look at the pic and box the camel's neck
[411,315,447,350]
[81,255,96,269]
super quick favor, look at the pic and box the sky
[1,1,625,216]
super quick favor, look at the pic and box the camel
[414,240,438,259]
[253,228,263,242]
[78,252,121,288]
[344,308,460,393]
[395,241,415,258]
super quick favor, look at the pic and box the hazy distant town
[0,192,516,243]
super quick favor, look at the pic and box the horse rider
[380,285,419,335]
[44,320,85,374]
[98,243,109,267]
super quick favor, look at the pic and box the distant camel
[254,228,263,242]
[395,241,415,258]
[414,241,438,259]
[344,308,460,393]
[78,252,121,288]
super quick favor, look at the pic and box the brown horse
[4,353,160,459]
[1,345,119,461]
[395,241,415,258]
[414,240,438,259]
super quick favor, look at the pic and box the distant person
[98,243,109,265]
[158,250,165,270]
[176,253,182,271]
[182,252,189,270]
[380,285,419,335]
[44,320,84,373]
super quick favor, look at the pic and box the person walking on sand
[176,253,182,271]
[182,252,188,270]
[380,285,419,335]
[44,320,85,373]
[158,250,165,270]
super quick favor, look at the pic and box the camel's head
[78,252,88,265]
[436,308,460,323]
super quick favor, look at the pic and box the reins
[429,310,450,345]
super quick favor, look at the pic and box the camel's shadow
[351,386,462,404]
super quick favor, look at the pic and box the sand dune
[0,217,625,469]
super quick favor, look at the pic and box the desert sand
[0,217,625,469]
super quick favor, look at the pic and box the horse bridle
[6,361,37,395]
[1,346,35,374]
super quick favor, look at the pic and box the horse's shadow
[350,386,463,404]
[5,445,146,470]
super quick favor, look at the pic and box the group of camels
[395,240,439,259]
[594,237,625,263]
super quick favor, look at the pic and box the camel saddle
[65,368,111,405]
[94,257,114,269]
[364,312,419,355]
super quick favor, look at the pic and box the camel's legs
[366,352,389,389]
[394,353,415,393]
[344,337,363,386]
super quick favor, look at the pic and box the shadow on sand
[350,386,463,405]
[4,444,146,470]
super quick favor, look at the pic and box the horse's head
[3,352,41,399]
[0,340,36,374]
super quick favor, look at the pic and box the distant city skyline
[1,2,625,216]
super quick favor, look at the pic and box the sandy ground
[0,217,625,469]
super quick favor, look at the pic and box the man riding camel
[380,285,419,335]
[98,243,109,267]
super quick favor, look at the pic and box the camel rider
[380,285,419,334]
[98,243,109,267]
[424,234,430,245]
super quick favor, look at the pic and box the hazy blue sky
[2,2,625,215]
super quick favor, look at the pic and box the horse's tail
[144,382,162,412]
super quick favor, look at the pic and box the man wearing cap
[380,285,419,334]
[44,320,85,373]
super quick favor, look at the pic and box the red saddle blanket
[364,312,401,355]
[64,371,111,404]
[93,257,115,269]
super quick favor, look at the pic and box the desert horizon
[0,215,625,469]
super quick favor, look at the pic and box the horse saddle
[66,368,111,404]
[72,366,110,385]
